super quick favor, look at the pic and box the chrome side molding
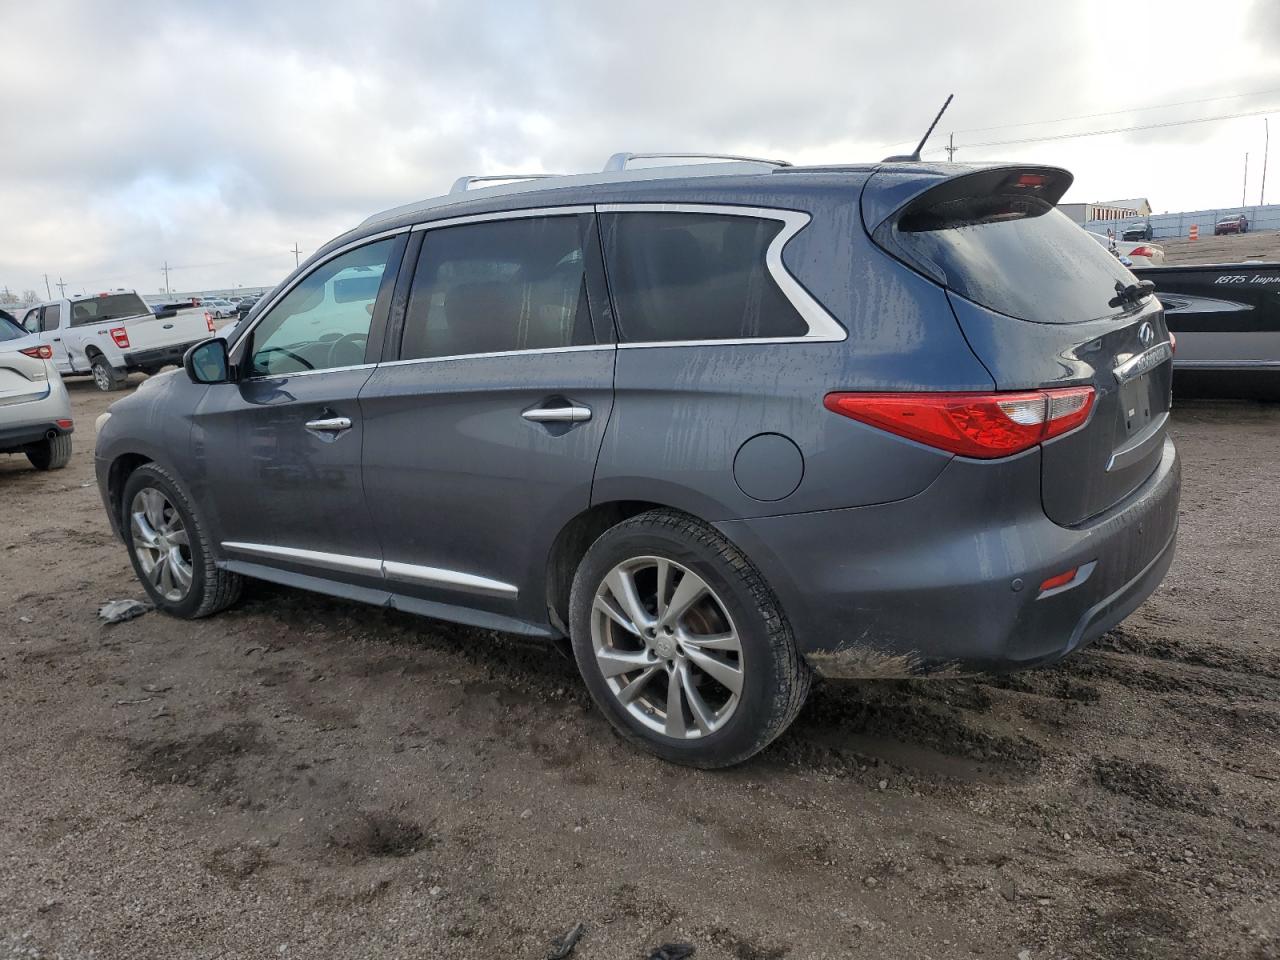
[220,542,518,598]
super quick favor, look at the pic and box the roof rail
[603,152,791,172]
[449,174,560,195]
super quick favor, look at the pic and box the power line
[951,86,1280,136]
[929,105,1278,154]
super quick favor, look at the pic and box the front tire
[26,433,72,470]
[121,463,242,618]
[569,509,810,768]
[91,355,127,392]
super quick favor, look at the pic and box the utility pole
[160,261,171,295]
[43,274,51,299]
[945,132,956,162]
[291,242,302,268]
[1242,152,1248,209]
[56,277,67,297]
[1262,118,1269,207]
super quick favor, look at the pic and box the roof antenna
[883,94,954,162]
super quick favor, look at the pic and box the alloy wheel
[93,364,112,390]
[590,556,744,739]
[130,487,194,602]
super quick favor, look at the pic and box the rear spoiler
[861,165,1073,235]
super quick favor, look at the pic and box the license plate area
[1118,372,1156,437]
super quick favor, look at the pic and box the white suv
[0,312,73,470]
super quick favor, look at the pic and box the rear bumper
[123,341,204,370]
[715,437,1181,678]
[0,418,73,451]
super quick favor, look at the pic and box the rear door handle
[522,405,592,423]
[305,416,352,433]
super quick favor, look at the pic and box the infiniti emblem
[1138,322,1154,346]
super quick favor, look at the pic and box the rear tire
[91,355,126,392]
[26,433,72,470]
[569,509,810,768]
[121,463,243,618]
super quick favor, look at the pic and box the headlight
[95,412,111,433]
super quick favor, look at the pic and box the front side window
[40,304,61,333]
[247,238,397,376]
[401,215,595,361]
[599,212,808,343]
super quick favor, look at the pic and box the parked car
[0,313,73,470]
[14,289,216,391]
[1214,214,1249,235]
[1135,260,1280,394]
[1122,222,1153,241]
[95,157,1180,767]
[1086,231,1166,267]
[203,298,238,319]
[234,296,260,319]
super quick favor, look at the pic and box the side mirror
[183,337,233,384]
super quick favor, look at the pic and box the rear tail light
[19,345,54,360]
[824,386,1096,459]
[205,311,215,331]
[110,327,130,348]
[1128,245,1153,258]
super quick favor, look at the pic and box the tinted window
[401,215,594,360]
[0,315,22,341]
[41,304,61,332]
[248,238,396,376]
[69,293,149,326]
[600,212,807,343]
[889,197,1137,324]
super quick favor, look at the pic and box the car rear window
[0,315,23,341]
[70,293,150,326]
[599,212,808,343]
[884,194,1137,324]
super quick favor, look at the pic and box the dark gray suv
[95,155,1180,767]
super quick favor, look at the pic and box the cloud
[0,0,1275,295]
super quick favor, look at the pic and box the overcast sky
[2,0,1278,299]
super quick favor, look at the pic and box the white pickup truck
[15,290,214,391]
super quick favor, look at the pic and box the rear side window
[401,215,595,360]
[69,293,149,326]
[599,212,807,343]
[884,195,1136,324]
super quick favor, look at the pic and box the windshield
[888,195,1137,324]
[70,293,150,326]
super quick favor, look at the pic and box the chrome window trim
[221,542,519,598]
[380,343,611,369]
[594,202,848,344]
[410,205,594,233]
[229,225,411,368]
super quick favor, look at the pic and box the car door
[359,210,615,631]
[191,233,408,593]
[33,304,73,373]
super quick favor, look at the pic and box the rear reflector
[1039,567,1078,592]
[55,418,73,430]
[19,345,54,360]
[824,386,1096,459]
[110,327,130,348]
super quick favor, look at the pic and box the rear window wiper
[1108,279,1155,309]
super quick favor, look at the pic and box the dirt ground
[1,376,1278,960]
[1155,229,1280,265]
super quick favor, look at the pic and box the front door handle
[305,416,353,433]
[522,405,592,423]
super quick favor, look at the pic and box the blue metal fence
[1083,203,1280,239]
